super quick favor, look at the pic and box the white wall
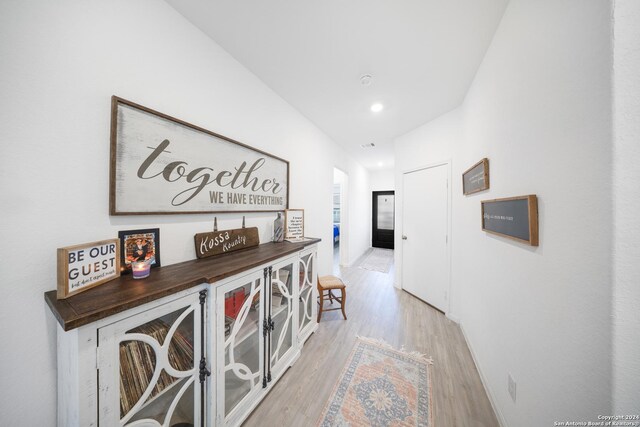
[370,168,395,191]
[612,0,640,414]
[395,0,613,425]
[0,1,370,424]
[345,160,371,265]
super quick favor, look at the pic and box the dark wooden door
[372,191,395,249]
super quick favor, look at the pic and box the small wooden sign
[57,239,121,299]
[285,209,304,242]
[194,227,260,259]
[463,158,490,195]
[482,195,538,246]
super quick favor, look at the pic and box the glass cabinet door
[269,260,295,372]
[99,292,203,427]
[218,273,263,421]
[298,251,315,335]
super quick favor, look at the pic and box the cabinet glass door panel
[270,262,294,366]
[111,302,199,426]
[129,377,195,425]
[168,381,196,427]
[223,277,262,416]
[298,253,314,332]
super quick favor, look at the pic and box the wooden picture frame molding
[110,96,289,215]
[57,239,121,299]
[284,209,305,242]
[462,158,490,195]
[481,195,539,246]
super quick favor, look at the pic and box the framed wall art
[57,239,120,299]
[462,158,490,195]
[110,96,289,215]
[118,228,161,273]
[481,195,538,246]
[284,209,305,242]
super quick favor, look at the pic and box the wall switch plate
[508,373,517,403]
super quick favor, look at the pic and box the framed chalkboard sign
[481,195,538,246]
[462,158,490,195]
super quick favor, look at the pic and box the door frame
[372,190,395,249]
[400,160,453,316]
[333,167,349,267]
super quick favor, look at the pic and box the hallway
[245,258,499,426]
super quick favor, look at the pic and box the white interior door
[402,163,449,312]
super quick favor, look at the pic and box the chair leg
[340,288,347,320]
[328,290,334,304]
[317,289,324,323]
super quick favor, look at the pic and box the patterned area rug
[318,336,433,427]
[357,249,394,274]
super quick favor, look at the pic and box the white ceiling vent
[360,143,376,149]
[360,74,373,86]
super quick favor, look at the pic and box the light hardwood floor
[244,248,499,427]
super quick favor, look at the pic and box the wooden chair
[317,275,347,322]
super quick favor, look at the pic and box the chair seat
[318,275,345,290]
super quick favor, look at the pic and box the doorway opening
[333,168,348,273]
[372,191,395,249]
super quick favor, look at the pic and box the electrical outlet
[508,373,517,403]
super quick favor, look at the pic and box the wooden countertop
[45,238,320,331]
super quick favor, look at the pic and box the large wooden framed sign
[110,96,289,215]
[463,158,490,195]
[57,239,121,299]
[482,195,538,246]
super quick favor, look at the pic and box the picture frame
[57,239,121,299]
[462,158,490,195]
[118,228,161,273]
[110,96,289,215]
[481,195,538,246]
[284,209,305,242]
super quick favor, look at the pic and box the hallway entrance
[372,190,395,249]
[333,168,347,273]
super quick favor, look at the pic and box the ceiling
[166,0,508,170]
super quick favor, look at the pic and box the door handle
[402,235,407,240]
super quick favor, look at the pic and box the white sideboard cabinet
[45,240,319,427]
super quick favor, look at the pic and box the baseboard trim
[459,322,508,427]
[445,312,460,324]
[347,247,372,267]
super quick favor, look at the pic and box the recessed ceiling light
[378,162,383,167]
[371,103,384,113]
[360,143,376,149]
